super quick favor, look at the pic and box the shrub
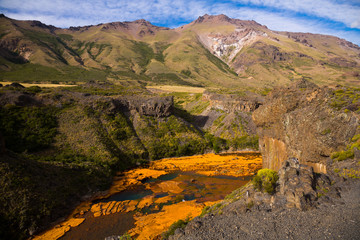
[162,217,190,239]
[119,233,133,240]
[199,206,210,217]
[252,168,279,194]
[331,150,354,161]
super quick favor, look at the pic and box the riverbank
[169,179,360,240]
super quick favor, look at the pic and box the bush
[119,233,133,240]
[331,150,354,161]
[252,168,279,194]
[162,217,190,239]
[228,135,259,150]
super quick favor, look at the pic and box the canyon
[0,13,360,240]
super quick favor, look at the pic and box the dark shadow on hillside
[193,115,209,128]
[173,106,209,128]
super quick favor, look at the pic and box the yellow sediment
[150,153,262,177]
[154,196,173,204]
[33,218,84,240]
[107,168,168,196]
[146,85,206,93]
[137,195,154,209]
[128,200,215,240]
[157,181,183,194]
[0,81,77,88]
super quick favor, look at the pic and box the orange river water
[32,152,262,240]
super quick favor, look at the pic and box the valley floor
[170,179,360,240]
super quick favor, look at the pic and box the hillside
[0,14,359,89]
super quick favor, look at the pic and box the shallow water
[60,172,251,240]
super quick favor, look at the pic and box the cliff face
[253,80,359,173]
[202,91,263,113]
[115,96,173,117]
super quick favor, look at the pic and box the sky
[0,0,359,45]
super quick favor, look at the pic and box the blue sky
[1,0,359,45]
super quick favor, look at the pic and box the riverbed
[34,152,262,240]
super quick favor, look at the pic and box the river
[34,152,262,240]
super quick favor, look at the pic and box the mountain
[0,14,360,89]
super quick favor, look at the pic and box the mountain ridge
[0,14,359,88]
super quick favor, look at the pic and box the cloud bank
[0,0,359,45]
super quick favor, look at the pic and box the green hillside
[1,14,359,89]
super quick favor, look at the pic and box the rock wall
[202,91,263,113]
[253,80,359,173]
[119,96,173,117]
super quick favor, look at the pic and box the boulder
[277,158,318,210]
[240,158,333,212]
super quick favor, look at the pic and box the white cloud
[231,0,360,29]
[351,20,360,28]
[0,0,359,45]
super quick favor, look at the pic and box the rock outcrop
[252,80,359,173]
[236,158,335,212]
[115,96,173,117]
[202,91,263,113]
[169,158,359,240]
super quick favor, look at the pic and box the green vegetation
[0,106,57,153]
[213,114,226,127]
[188,101,210,115]
[252,169,279,194]
[199,206,211,217]
[336,168,360,179]
[138,115,207,159]
[181,69,192,77]
[331,134,360,161]
[228,135,259,150]
[331,150,354,161]
[149,73,196,86]
[329,87,360,112]
[204,133,227,153]
[131,41,154,67]
[0,61,108,83]
[162,217,190,239]
[118,233,134,240]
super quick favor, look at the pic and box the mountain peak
[192,14,263,28]
[132,19,152,25]
[194,14,232,24]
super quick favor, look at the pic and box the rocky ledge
[169,158,360,240]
